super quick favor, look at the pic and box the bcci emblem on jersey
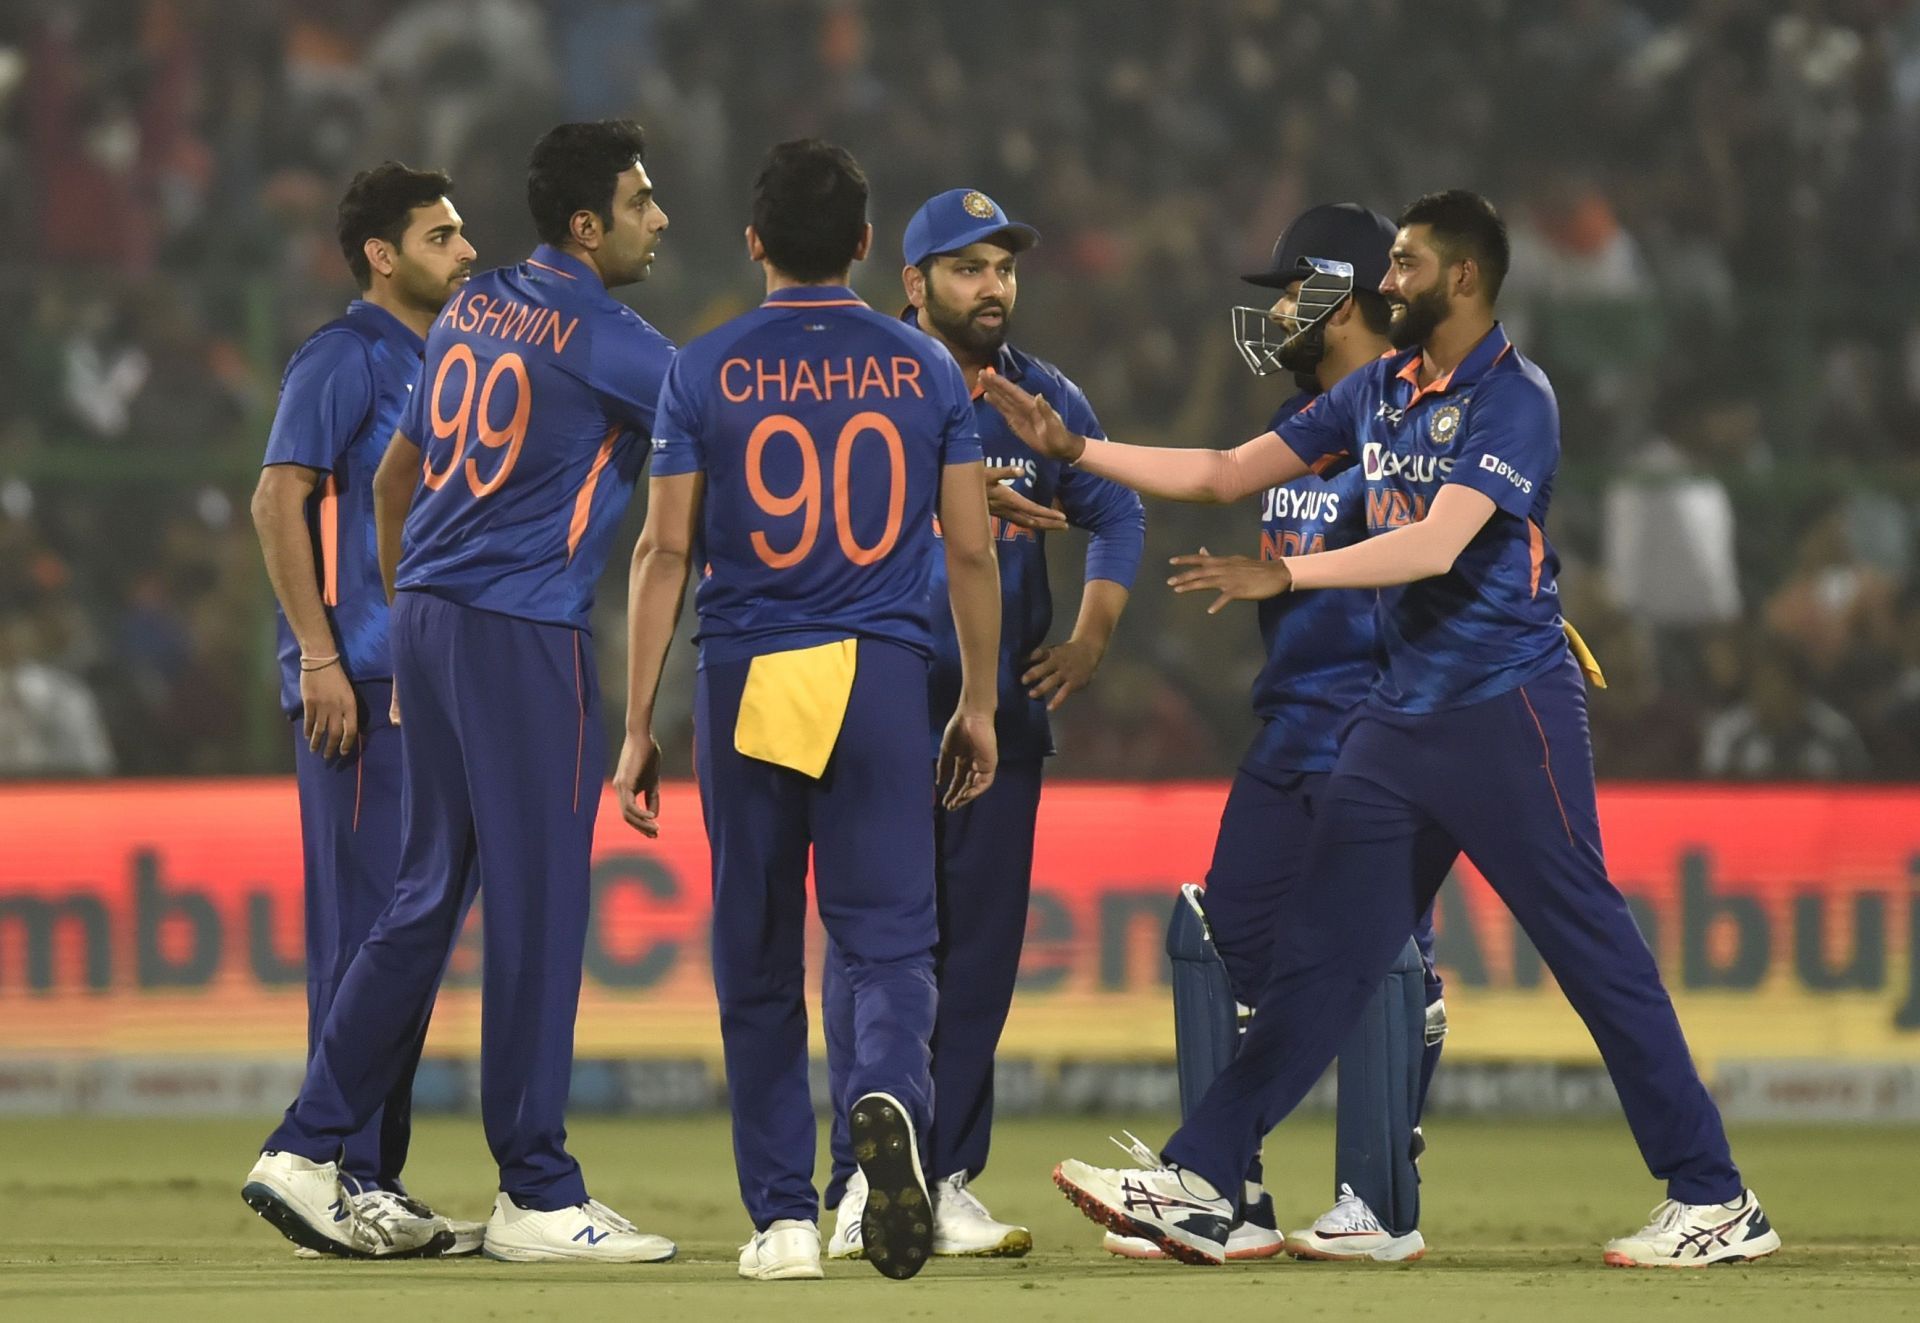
[1429,403,1462,448]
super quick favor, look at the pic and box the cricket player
[243,121,677,1264]
[817,188,1146,1263]
[618,140,1001,1283]
[249,161,482,1259]
[991,191,1779,1269]
[1104,204,1442,1264]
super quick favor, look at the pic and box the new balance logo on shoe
[573,1225,610,1246]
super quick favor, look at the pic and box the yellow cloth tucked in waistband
[734,639,858,777]
[1563,619,1608,689]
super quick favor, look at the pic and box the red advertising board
[1,780,1915,1065]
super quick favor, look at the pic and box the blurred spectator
[0,611,114,777]
[1700,636,1871,780]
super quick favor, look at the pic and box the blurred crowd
[1,0,1917,780]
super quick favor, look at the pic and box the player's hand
[1168,546,1294,614]
[615,732,664,837]
[981,370,1085,463]
[389,681,401,728]
[937,708,998,811]
[1022,638,1104,712]
[301,663,360,759]
[985,466,1067,531]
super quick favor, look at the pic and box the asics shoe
[1053,1132,1231,1266]
[1603,1189,1780,1268]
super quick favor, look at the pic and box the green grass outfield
[2,1113,1915,1321]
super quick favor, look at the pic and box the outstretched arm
[1169,485,1500,611]
[980,371,1310,503]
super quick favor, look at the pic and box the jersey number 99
[745,411,906,570]
[423,345,532,498]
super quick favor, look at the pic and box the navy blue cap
[903,188,1040,267]
[1243,202,1397,291]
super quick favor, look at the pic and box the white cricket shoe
[1103,1218,1285,1261]
[1052,1132,1231,1266]
[291,1193,485,1259]
[933,1172,1032,1257]
[849,1091,934,1280]
[243,1151,452,1259]
[1286,1184,1426,1262]
[481,1192,676,1263]
[739,1219,825,1280]
[828,1170,867,1260]
[1603,1189,1780,1268]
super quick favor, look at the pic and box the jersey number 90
[746,411,906,570]
[423,345,531,498]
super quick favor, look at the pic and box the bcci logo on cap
[962,191,997,219]
[1429,404,1462,448]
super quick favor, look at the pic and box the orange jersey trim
[762,297,866,308]
[1394,353,1457,408]
[566,428,620,561]
[318,474,340,607]
[526,258,578,279]
[1526,518,1545,598]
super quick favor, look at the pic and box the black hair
[337,162,454,289]
[751,139,869,283]
[1397,189,1510,301]
[526,120,648,246]
[1352,288,1391,336]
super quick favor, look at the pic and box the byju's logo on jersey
[1363,441,1453,485]
[1478,453,1533,493]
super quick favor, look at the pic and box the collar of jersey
[1388,321,1512,405]
[764,284,866,308]
[346,298,426,356]
[894,304,1027,384]
[526,244,600,285]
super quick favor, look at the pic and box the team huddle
[239,120,1781,1279]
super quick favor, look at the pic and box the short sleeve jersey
[649,286,982,665]
[261,300,423,715]
[1274,325,1568,712]
[395,245,675,629]
[1243,391,1377,772]
[920,331,1146,762]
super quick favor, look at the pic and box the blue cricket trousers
[698,638,940,1231]
[1162,654,1740,1207]
[291,683,422,1193]
[267,590,597,1210]
[822,758,1046,1201]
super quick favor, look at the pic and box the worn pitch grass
[1,1113,1915,1321]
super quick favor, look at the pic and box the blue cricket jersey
[1275,324,1569,713]
[1242,392,1376,773]
[262,299,423,715]
[395,244,674,629]
[919,328,1146,762]
[649,285,982,665]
